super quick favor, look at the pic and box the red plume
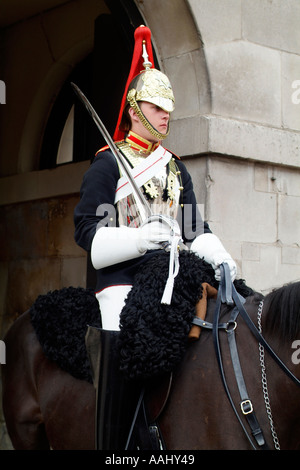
[113,25,155,141]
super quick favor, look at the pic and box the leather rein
[192,263,300,450]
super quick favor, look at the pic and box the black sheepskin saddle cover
[117,250,253,380]
[30,286,101,383]
[30,252,253,383]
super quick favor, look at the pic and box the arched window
[39,7,157,171]
[39,54,94,169]
[56,105,74,165]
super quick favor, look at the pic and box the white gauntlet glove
[91,216,176,270]
[190,233,237,281]
[137,217,175,253]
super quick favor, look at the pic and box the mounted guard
[73,24,237,450]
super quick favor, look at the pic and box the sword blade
[71,82,152,221]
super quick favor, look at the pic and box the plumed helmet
[127,68,175,113]
[113,25,175,141]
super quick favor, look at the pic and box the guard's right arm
[91,219,174,269]
[74,152,174,270]
[74,151,120,251]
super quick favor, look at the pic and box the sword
[71,82,187,305]
[71,82,152,222]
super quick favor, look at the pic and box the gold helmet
[114,25,175,141]
[127,69,175,114]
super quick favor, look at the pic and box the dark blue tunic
[74,149,211,292]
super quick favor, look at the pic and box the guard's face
[130,101,170,142]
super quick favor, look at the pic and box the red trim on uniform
[95,144,180,162]
[95,283,133,294]
[126,132,160,153]
[95,145,109,156]
[165,148,180,160]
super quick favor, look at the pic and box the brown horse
[2,281,300,450]
[157,282,300,450]
[1,308,95,450]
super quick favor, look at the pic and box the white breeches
[95,285,133,331]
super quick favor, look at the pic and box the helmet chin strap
[127,89,170,141]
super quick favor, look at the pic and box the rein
[192,263,300,450]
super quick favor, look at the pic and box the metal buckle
[241,399,253,415]
[225,320,237,332]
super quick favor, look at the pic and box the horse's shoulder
[4,309,32,342]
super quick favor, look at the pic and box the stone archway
[135,0,211,157]
[17,0,210,172]
[18,43,91,173]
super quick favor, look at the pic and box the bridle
[128,263,300,450]
[192,263,300,450]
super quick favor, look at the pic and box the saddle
[188,282,218,341]
[85,281,218,450]
[85,324,172,449]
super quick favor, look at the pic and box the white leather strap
[114,145,172,203]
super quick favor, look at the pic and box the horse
[2,271,300,449]
[157,281,300,450]
[1,306,96,450]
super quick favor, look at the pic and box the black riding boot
[86,327,140,450]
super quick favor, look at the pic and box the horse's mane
[263,281,300,342]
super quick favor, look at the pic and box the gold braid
[127,89,170,141]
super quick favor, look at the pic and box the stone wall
[178,0,300,292]
[138,0,300,294]
[0,194,86,333]
[185,155,300,293]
